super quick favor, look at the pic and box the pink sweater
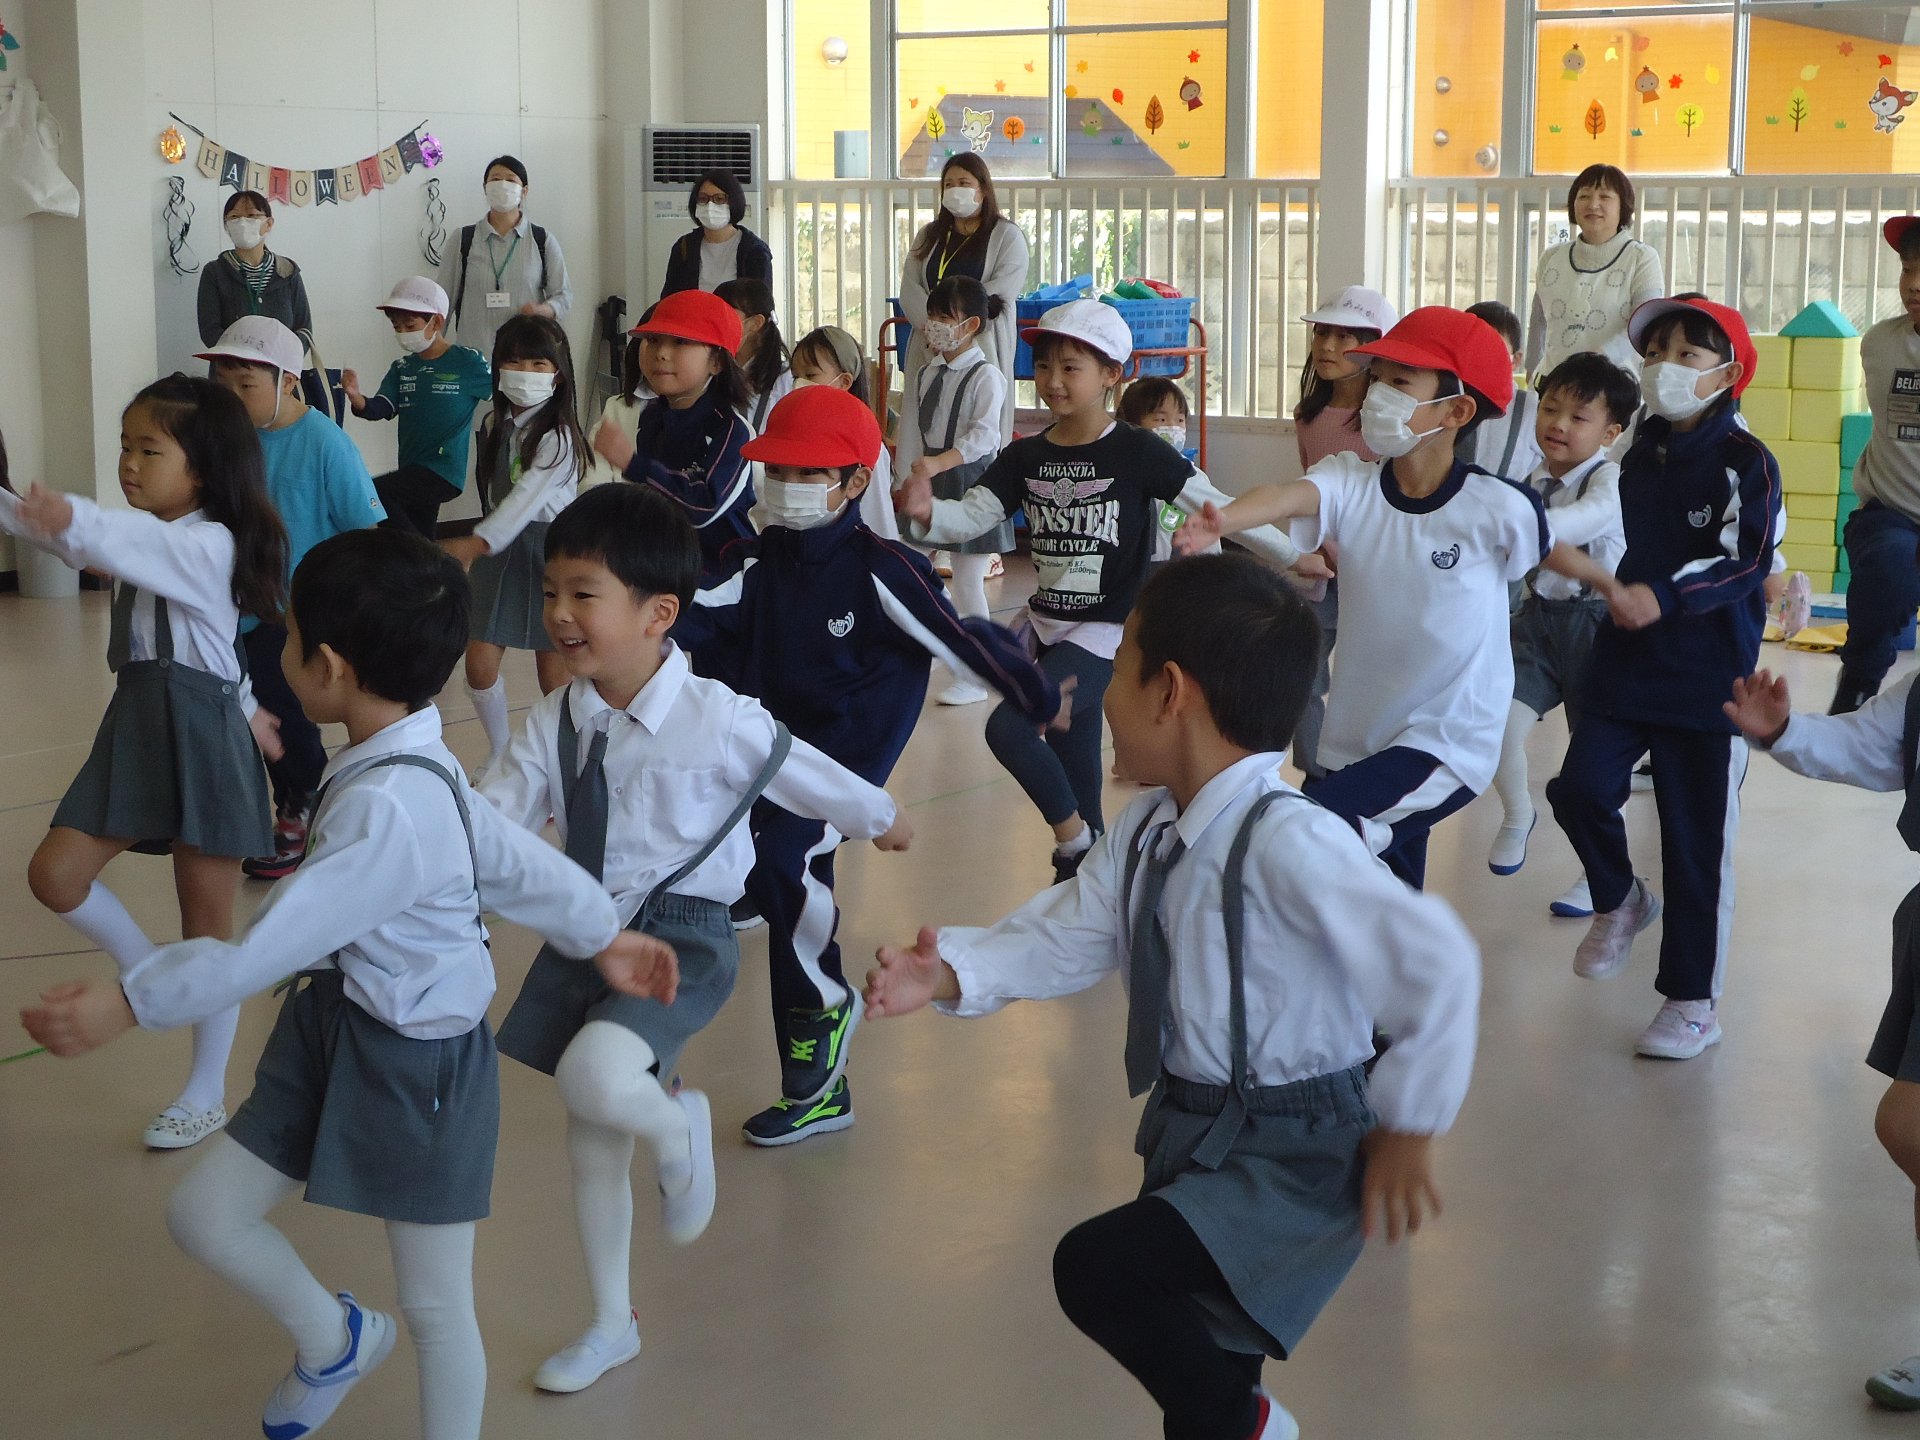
[1294,406,1380,471]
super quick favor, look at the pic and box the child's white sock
[1053,821,1094,859]
[62,882,155,972]
[946,553,993,620]
[1492,700,1537,826]
[175,1005,239,1114]
[467,677,510,766]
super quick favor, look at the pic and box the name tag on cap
[485,290,511,311]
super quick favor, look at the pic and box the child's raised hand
[249,706,285,763]
[873,808,914,852]
[18,483,74,539]
[341,369,363,404]
[595,933,680,1006]
[20,979,138,1057]
[1290,550,1334,583]
[1723,669,1792,746]
[1171,502,1224,556]
[1360,1130,1442,1244]
[1046,674,1079,734]
[865,926,955,1018]
[593,416,637,473]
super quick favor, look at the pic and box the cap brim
[739,437,872,468]
[379,302,442,317]
[194,346,269,365]
[1300,307,1375,330]
[1347,335,1455,374]
[1626,297,1700,350]
[1017,325,1122,365]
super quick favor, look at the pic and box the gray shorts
[496,893,736,1080]
[1511,594,1608,719]
[228,971,499,1225]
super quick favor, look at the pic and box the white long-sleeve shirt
[480,643,897,921]
[473,402,581,555]
[1526,452,1624,602]
[895,346,1006,475]
[936,751,1481,1134]
[121,707,622,1039]
[1151,465,1302,570]
[1767,674,1916,792]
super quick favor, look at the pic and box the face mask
[225,217,266,249]
[923,319,973,354]
[1153,423,1188,451]
[1642,360,1731,422]
[499,370,557,408]
[1360,382,1450,458]
[942,186,981,220]
[696,202,732,231]
[485,180,523,212]
[760,476,843,530]
[395,327,435,355]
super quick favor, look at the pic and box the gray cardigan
[196,251,314,347]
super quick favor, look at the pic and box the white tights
[1491,699,1539,826]
[553,1022,694,1338]
[168,1137,485,1440]
[945,552,993,621]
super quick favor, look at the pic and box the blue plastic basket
[1011,296,1058,379]
[1105,296,1195,377]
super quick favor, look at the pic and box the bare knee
[27,840,91,913]
[1876,1084,1920,1181]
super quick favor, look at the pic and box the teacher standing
[659,168,775,297]
[1525,163,1664,381]
[897,153,1030,447]
[439,154,574,361]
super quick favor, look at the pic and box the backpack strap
[532,223,550,298]
[452,223,477,331]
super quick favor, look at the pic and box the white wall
[0,6,47,571]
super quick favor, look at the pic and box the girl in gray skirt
[2,378,288,1151]
[441,313,586,774]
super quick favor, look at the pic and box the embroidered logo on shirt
[1029,474,1115,507]
[828,612,855,637]
[1687,505,1713,528]
[1430,543,1462,570]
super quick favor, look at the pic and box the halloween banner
[165,114,441,202]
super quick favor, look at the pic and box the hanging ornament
[159,126,187,164]
[0,19,19,70]
[162,176,198,277]
[418,132,445,168]
[421,177,448,266]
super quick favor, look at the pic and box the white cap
[195,315,304,375]
[1021,298,1135,368]
[1300,285,1398,336]
[378,275,450,319]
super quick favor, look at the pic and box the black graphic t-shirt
[977,422,1190,626]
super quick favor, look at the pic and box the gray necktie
[917,365,947,442]
[1124,823,1187,1096]
[564,725,612,882]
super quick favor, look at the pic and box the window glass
[1066,0,1226,22]
[791,0,873,180]
[1061,28,1228,177]
[1256,0,1323,178]
[895,0,1047,35]
[1743,6,1920,175]
[1531,14,1735,175]
[1412,0,1505,177]
[897,37,1053,179]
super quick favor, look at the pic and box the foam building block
[1792,489,1838,521]
[1805,572,1834,592]
[1841,412,1874,468]
[1750,333,1793,380]
[1781,541,1838,573]
[1786,516,1831,546]
[1742,387,1792,440]
[1792,387,1856,443]
[1792,337,1864,392]
[1778,301,1860,339]
[1841,464,1856,497]
[1773,439,1842,494]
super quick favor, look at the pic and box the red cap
[631,289,743,355]
[1886,216,1920,255]
[1349,306,1515,418]
[740,385,882,469]
[1627,297,1760,397]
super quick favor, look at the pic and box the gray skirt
[935,462,1015,556]
[469,520,553,651]
[1134,1065,1375,1358]
[228,971,500,1225]
[496,893,736,1079]
[52,658,272,860]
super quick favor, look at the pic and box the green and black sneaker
[780,991,864,1105]
[741,1076,854,1148]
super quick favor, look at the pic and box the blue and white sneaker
[1549,875,1594,918]
[1487,809,1536,876]
[261,1292,396,1439]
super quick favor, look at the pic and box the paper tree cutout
[1584,100,1606,140]
[1145,96,1165,135]
[1788,87,1810,132]
[925,106,946,141]
[1003,116,1026,142]
[1678,103,1702,136]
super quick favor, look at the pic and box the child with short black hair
[21,527,677,1440]
[1546,296,1781,1060]
[481,481,909,1390]
[1459,300,1544,484]
[1487,352,1638,886]
[715,277,792,433]
[864,553,1480,1440]
[788,323,899,539]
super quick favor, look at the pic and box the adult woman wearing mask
[1526,164,1664,382]
[197,192,325,407]
[897,154,1030,450]
[440,154,574,360]
[660,168,775,297]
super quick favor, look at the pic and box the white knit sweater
[1526,231,1665,380]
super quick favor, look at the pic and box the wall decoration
[1562,44,1585,81]
[960,107,993,152]
[1800,65,1820,82]
[162,175,197,277]
[1145,96,1164,135]
[1111,88,1124,105]
[1678,104,1703,137]
[1839,42,1854,58]
[1880,55,1895,69]
[420,176,447,266]
[159,126,186,164]
[994,79,1006,93]
[1179,77,1203,111]
[0,17,19,70]
[1584,99,1606,140]
[1869,78,1916,134]
[1788,87,1810,132]
[1002,115,1025,143]
[1668,74,1683,90]
[166,113,439,203]
[1636,67,1659,104]
[1081,105,1103,138]
[1186,49,1200,65]
[925,105,946,141]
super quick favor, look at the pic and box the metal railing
[769,180,1320,420]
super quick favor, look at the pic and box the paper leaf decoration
[1145,96,1165,135]
[994,79,1006,93]
[1668,74,1683,90]
[1584,100,1606,140]
[1678,104,1702,136]
[1788,87,1810,132]
[1187,49,1200,64]
[1112,88,1124,105]
[1064,85,1078,99]
[926,106,946,141]
[1800,65,1820,81]
[1002,116,1026,142]
[159,126,186,164]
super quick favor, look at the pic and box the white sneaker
[1487,808,1535,875]
[261,1292,395,1440]
[935,678,991,706]
[1549,875,1594,918]
[1635,999,1721,1060]
[1254,1390,1300,1440]
[1867,1356,1920,1410]
[533,1314,642,1394]
[1573,879,1661,979]
[142,1102,227,1150]
[661,1088,716,1246]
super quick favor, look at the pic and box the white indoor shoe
[1253,1390,1301,1440]
[1634,999,1721,1060]
[936,678,991,706]
[1549,875,1594,918]
[1573,879,1660,979]
[1487,809,1535,875]
[142,1102,227,1151]
[660,1088,717,1246]
[533,1314,643,1394]
[260,1293,395,1440]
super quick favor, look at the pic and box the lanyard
[489,232,522,290]
[935,233,967,282]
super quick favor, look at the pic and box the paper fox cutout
[1869,77,1917,134]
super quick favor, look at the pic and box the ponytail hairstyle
[482,313,588,488]
[1295,324,1382,431]
[791,325,873,406]
[925,274,1005,331]
[126,375,289,622]
[713,278,788,399]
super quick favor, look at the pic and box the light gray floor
[2,566,1918,1439]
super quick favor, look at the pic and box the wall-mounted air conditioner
[639,124,763,303]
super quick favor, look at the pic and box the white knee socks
[177,1006,240,1114]
[1493,700,1538,826]
[946,553,993,620]
[388,1220,485,1440]
[61,881,154,970]
[467,677,510,768]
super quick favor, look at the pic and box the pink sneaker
[1573,878,1661,979]
[1635,999,1721,1060]
[1780,570,1812,637]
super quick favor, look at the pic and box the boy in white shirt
[481,482,912,1393]
[864,555,1480,1440]
[22,528,677,1440]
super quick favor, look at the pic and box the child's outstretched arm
[1168,468,1302,570]
[738,711,913,853]
[1731,668,1910,791]
[866,927,960,1017]
[1171,480,1320,556]
[2,484,243,616]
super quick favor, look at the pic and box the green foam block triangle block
[1841,413,1874,468]
[1779,301,1858,339]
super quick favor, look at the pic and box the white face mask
[225,217,266,249]
[696,202,732,232]
[1359,381,1452,458]
[485,179,523,213]
[499,370,557,408]
[395,326,435,355]
[923,319,974,355]
[942,186,981,220]
[1642,360,1732,422]
[760,476,844,530]
[1153,423,1189,451]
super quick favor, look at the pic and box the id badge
[485,290,511,311]
[1157,502,1185,534]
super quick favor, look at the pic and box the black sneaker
[741,1076,854,1148]
[774,992,863,1105]
[729,898,765,931]
[1051,829,1101,885]
[1830,672,1879,716]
